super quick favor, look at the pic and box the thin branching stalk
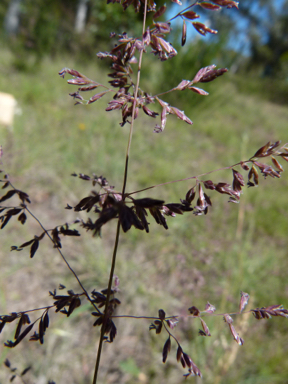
[92,220,121,384]
[122,0,148,197]
[93,2,148,383]
[127,160,249,196]
[168,1,198,22]
[6,181,100,313]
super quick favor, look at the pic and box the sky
[167,0,287,57]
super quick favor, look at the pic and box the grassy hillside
[0,50,288,384]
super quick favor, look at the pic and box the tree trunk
[75,0,89,33]
[4,0,22,35]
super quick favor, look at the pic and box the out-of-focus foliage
[222,0,288,78]
[0,0,144,69]
[176,0,288,79]
[2,0,288,80]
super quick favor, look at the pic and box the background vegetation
[0,1,288,383]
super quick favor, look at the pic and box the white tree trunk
[4,0,22,35]
[75,0,89,33]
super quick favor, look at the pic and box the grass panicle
[1,1,288,383]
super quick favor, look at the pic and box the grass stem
[93,4,148,382]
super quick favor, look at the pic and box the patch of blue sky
[166,1,247,53]
[165,0,287,57]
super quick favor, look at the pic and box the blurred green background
[0,1,288,383]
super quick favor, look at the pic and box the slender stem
[93,3,148,382]
[127,160,251,196]
[19,305,54,313]
[3,178,100,314]
[24,205,100,313]
[92,220,121,384]
[162,320,180,345]
[168,1,198,22]
[121,1,147,196]
[110,309,253,320]
[111,315,171,319]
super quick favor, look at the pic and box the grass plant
[0,1,288,383]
